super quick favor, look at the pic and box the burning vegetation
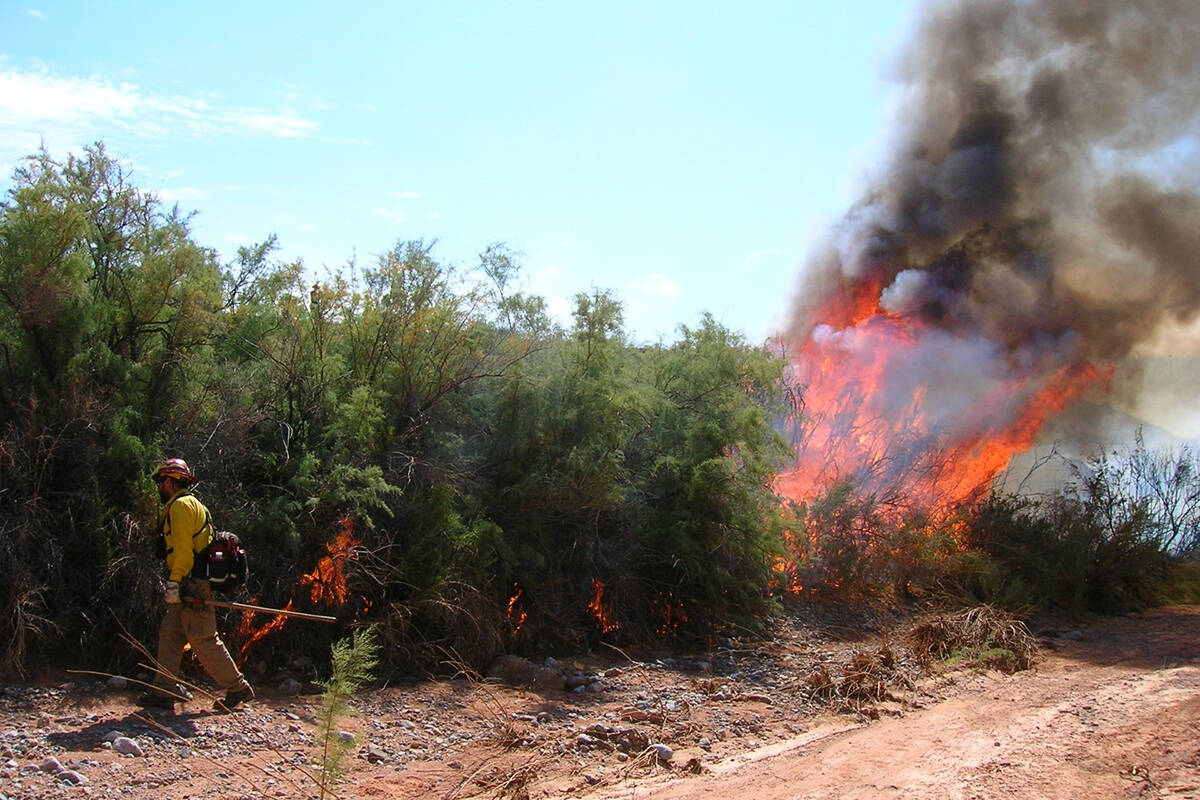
[238,516,368,659]
[3,2,1199,684]
[772,0,1200,595]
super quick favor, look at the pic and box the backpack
[198,531,249,595]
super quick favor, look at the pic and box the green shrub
[1162,561,1200,603]
[964,486,1169,615]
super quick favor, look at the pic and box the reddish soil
[2,605,1197,800]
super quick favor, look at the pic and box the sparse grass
[436,646,528,751]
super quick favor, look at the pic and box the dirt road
[592,607,1200,800]
[2,606,1197,799]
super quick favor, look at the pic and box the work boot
[213,684,254,713]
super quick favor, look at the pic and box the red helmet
[153,457,195,484]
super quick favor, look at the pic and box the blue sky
[2,1,921,344]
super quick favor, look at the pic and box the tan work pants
[153,578,249,693]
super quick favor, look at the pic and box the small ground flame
[300,515,360,607]
[587,579,619,634]
[237,515,366,659]
[653,591,688,636]
[506,584,527,637]
[237,599,296,658]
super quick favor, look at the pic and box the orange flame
[300,515,359,606]
[653,591,689,635]
[506,585,527,637]
[776,280,1112,513]
[237,515,366,658]
[587,579,620,634]
[237,598,296,658]
[770,528,806,596]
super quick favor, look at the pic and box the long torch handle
[208,599,337,623]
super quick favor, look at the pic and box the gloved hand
[164,580,181,604]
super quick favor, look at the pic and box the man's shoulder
[170,493,210,515]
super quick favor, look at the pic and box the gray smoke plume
[788,0,1200,452]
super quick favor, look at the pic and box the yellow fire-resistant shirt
[159,490,214,582]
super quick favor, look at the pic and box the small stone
[650,743,673,763]
[112,737,144,757]
[564,674,590,691]
[366,745,387,764]
[39,756,64,774]
[336,731,356,744]
[59,770,88,785]
[447,760,464,769]
[278,678,303,696]
[102,731,125,743]
[105,676,128,690]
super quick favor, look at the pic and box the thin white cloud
[155,186,207,202]
[376,208,406,223]
[628,273,680,298]
[233,110,317,138]
[0,65,322,163]
[27,9,46,19]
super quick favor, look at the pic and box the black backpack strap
[193,508,214,553]
[159,497,176,559]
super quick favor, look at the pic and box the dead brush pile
[803,641,916,711]
[906,605,1039,673]
[801,605,1039,714]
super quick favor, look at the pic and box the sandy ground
[1,605,1197,800]
[591,607,1200,800]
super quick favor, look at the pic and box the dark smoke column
[780,0,1200,504]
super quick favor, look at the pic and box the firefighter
[138,457,254,712]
